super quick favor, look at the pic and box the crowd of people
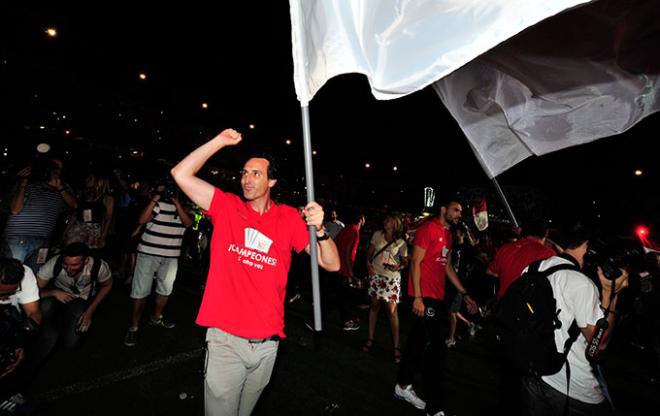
[1,131,659,416]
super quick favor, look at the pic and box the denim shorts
[130,253,179,298]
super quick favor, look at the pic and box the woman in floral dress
[362,215,409,363]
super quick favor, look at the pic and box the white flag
[289,0,592,104]
[290,0,660,176]
[434,0,660,178]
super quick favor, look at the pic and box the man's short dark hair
[62,242,90,258]
[344,210,365,226]
[0,258,25,285]
[432,195,462,215]
[521,218,548,239]
[249,152,279,180]
[555,221,592,250]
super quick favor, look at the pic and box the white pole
[290,0,323,333]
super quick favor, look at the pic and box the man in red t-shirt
[394,199,478,415]
[487,221,555,300]
[332,213,365,330]
[171,129,339,416]
[486,221,555,416]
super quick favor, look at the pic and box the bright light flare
[636,225,650,239]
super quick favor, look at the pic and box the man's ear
[439,206,447,217]
[268,179,277,188]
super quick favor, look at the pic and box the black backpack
[493,258,581,376]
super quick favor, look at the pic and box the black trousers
[397,298,449,415]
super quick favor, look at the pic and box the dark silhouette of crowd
[1,151,659,416]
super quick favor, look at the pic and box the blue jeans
[2,236,50,273]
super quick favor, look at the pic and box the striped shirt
[4,182,70,239]
[137,200,187,258]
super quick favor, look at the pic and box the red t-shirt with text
[407,219,452,301]
[197,188,309,338]
[489,237,555,299]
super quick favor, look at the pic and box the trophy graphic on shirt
[244,228,273,253]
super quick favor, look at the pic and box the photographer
[0,258,41,412]
[123,179,192,347]
[2,159,77,273]
[520,222,629,416]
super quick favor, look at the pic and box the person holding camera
[171,128,339,416]
[394,198,477,416]
[123,181,192,347]
[2,158,77,273]
[0,258,42,413]
[520,222,629,416]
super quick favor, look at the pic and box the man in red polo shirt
[487,220,555,300]
[171,129,339,416]
[394,199,478,415]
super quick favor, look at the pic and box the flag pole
[301,106,324,336]
[291,0,324,340]
[456,123,519,227]
[491,177,519,228]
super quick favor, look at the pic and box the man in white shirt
[0,258,41,378]
[521,223,629,416]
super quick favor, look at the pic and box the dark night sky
[1,2,657,234]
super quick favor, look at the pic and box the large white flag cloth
[434,0,660,177]
[290,0,660,176]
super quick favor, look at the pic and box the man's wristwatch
[316,232,330,241]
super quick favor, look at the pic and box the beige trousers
[204,328,279,416]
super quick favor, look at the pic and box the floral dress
[367,231,408,303]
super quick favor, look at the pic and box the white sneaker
[445,338,457,348]
[342,320,360,331]
[394,384,426,410]
[0,393,26,413]
[468,323,477,338]
[427,411,446,416]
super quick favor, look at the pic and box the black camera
[0,314,18,375]
[585,237,646,280]
[0,305,39,376]
[151,179,178,201]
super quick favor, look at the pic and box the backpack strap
[52,255,64,278]
[370,238,400,263]
[85,256,103,307]
[539,258,580,416]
